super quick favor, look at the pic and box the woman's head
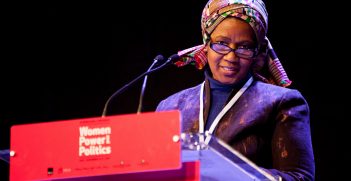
[202,0,267,84]
[175,0,291,87]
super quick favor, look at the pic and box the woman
[156,0,315,180]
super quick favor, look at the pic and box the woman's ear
[205,41,212,51]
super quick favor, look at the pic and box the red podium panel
[10,111,187,181]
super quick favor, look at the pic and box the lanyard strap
[199,77,253,144]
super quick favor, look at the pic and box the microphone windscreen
[168,54,180,62]
[154,54,165,61]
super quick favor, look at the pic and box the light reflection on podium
[181,132,281,181]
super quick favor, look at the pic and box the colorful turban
[174,0,292,87]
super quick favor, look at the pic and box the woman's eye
[217,41,228,45]
[238,45,251,49]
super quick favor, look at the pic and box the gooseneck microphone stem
[101,54,179,117]
[137,59,158,114]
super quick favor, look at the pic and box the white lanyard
[199,77,253,144]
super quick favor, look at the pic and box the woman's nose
[224,50,239,63]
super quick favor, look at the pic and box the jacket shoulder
[156,83,203,111]
[252,81,305,98]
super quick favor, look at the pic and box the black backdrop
[1,1,349,180]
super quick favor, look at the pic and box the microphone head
[152,54,165,67]
[154,54,165,62]
[167,54,180,63]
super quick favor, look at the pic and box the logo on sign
[79,126,112,156]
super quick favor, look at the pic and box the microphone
[164,54,180,66]
[101,54,178,117]
[147,53,179,71]
[137,55,165,113]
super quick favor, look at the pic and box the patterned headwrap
[174,0,292,87]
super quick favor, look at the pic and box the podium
[9,110,280,181]
[181,133,280,181]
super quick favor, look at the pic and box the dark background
[1,1,349,180]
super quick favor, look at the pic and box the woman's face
[207,17,257,84]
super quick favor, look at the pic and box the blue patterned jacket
[156,79,315,181]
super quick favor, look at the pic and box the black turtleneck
[204,70,249,131]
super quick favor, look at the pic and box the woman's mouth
[220,65,239,73]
